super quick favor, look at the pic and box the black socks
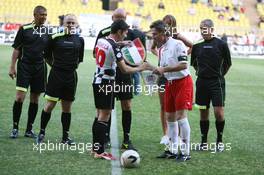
[92,120,108,154]
[122,110,132,142]
[200,120,209,143]
[26,103,38,131]
[12,101,23,129]
[216,120,225,143]
[61,112,71,140]
[40,110,51,135]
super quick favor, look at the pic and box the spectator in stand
[145,12,152,22]
[188,6,196,15]
[229,11,240,21]
[213,4,224,12]
[218,13,225,20]
[225,6,230,13]
[138,0,144,7]
[232,34,240,45]
[81,0,88,6]
[248,32,256,45]
[158,1,165,9]
[259,15,264,27]
[240,6,245,13]
[208,0,213,7]
[242,33,250,45]
[259,37,264,46]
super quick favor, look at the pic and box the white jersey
[158,37,190,80]
[93,37,123,84]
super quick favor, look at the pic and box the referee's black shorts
[93,79,115,110]
[195,77,225,109]
[45,68,78,102]
[16,60,47,93]
[115,67,133,101]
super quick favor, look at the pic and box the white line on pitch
[111,108,122,175]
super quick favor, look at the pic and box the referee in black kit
[191,19,232,152]
[36,14,84,144]
[8,6,48,138]
[93,8,138,150]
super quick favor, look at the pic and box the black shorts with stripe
[16,60,47,93]
[195,77,225,108]
[93,79,115,110]
[115,67,133,101]
[45,68,78,102]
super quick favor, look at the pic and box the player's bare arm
[117,60,153,74]
[116,40,133,47]
[176,33,193,54]
[8,48,20,79]
[153,62,188,75]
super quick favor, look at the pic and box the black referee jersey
[191,37,232,78]
[45,32,84,71]
[12,23,49,64]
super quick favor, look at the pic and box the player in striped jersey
[92,20,151,160]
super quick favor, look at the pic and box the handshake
[137,61,164,76]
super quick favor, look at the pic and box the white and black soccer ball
[120,150,140,168]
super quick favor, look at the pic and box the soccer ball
[120,150,140,168]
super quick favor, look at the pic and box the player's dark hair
[150,20,166,33]
[111,19,130,34]
[33,5,47,15]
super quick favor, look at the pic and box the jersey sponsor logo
[203,46,213,49]
[64,41,74,44]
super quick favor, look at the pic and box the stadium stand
[0,0,252,35]
[257,1,264,29]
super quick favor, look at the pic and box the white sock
[168,121,178,154]
[178,118,191,156]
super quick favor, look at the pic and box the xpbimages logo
[98,82,165,96]
[32,140,99,154]
[165,26,214,36]
[32,26,80,36]
[165,142,232,154]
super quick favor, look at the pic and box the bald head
[63,14,78,34]
[63,14,78,25]
[112,8,126,22]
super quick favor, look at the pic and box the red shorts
[164,75,193,112]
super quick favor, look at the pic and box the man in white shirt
[151,20,193,162]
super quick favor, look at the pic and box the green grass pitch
[0,45,264,175]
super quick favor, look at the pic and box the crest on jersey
[116,52,122,58]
